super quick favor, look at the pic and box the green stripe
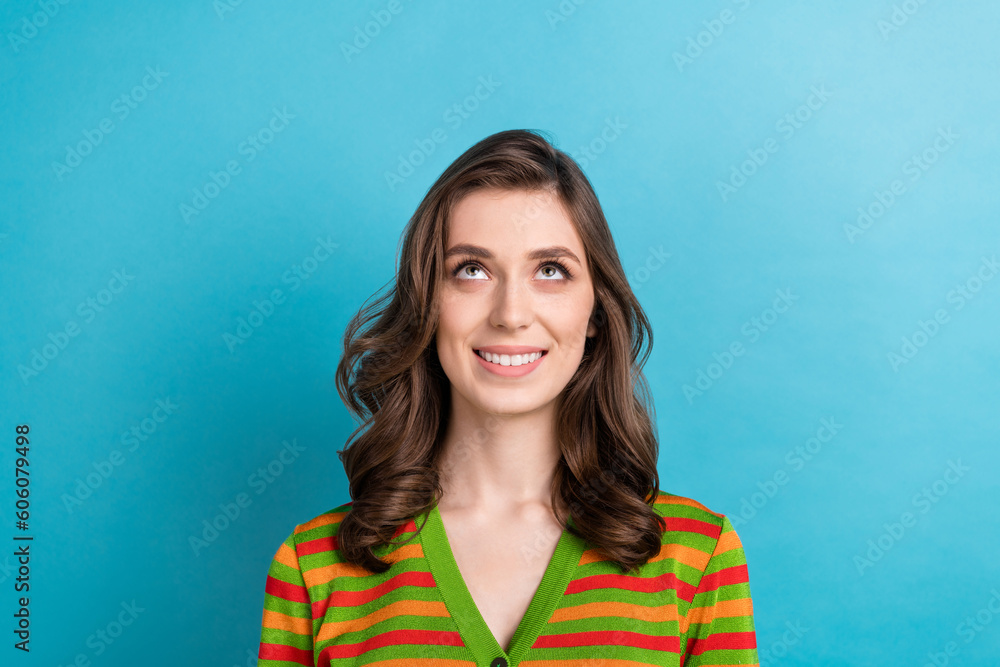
[257,493,759,665]
[419,502,587,666]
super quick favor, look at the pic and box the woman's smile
[473,347,549,377]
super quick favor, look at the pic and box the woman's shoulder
[272,500,424,574]
[647,489,732,539]
[645,490,750,579]
[280,499,420,552]
[279,501,353,558]
[295,501,353,534]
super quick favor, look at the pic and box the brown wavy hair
[334,128,664,575]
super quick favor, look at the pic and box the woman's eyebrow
[444,244,581,265]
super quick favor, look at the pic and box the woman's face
[436,188,598,417]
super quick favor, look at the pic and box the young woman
[256,129,759,666]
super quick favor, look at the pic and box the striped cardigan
[257,491,758,666]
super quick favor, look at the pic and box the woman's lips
[473,348,547,377]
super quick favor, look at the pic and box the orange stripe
[295,511,347,534]
[653,493,724,519]
[316,599,451,642]
[579,547,612,566]
[714,530,744,554]
[650,543,713,571]
[302,543,424,588]
[521,660,664,666]
[680,597,754,635]
[713,597,754,619]
[579,542,712,573]
[380,542,424,565]
[273,542,299,569]
[302,561,368,590]
[363,660,476,667]
[550,599,680,625]
[262,608,312,636]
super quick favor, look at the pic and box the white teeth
[476,350,543,366]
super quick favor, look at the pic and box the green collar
[419,503,587,666]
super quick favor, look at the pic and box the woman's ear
[587,307,600,338]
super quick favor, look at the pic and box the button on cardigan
[256,490,759,666]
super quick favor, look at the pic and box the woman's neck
[435,397,564,517]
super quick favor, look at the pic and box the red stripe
[265,575,310,604]
[299,517,419,556]
[318,629,464,660]
[533,630,680,653]
[259,642,312,666]
[567,572,697,603]
[392,518,418,537]
[685,631,757,656]
[298,535,338,556]
[696,565,749,595]
[310,570,436,619]
[662,517,721,540]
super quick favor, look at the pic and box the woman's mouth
[473,348,548,377]
[474,349,547,366]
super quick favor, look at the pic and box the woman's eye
[452,261,572,281]
[537,264,566,279]
[455,263,487,280]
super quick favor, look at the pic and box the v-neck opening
[419,502,586,666]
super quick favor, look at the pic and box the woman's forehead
[446,189,580,245]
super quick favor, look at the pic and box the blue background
[1,1,998,665]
